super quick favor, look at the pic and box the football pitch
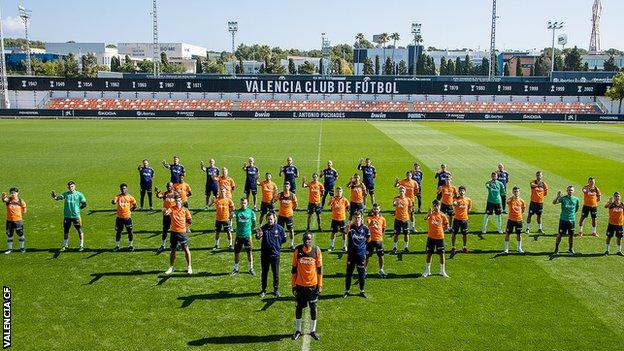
[1,119,623,350]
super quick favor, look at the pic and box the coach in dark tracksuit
[256,212,287,297]
[344,211,370,298]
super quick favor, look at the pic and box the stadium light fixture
[18,4,32,76]
[321,33,331,77]
[411,23,422,78]
[228,21,238,76]
[0,2,10,107]
[547,21,564,77]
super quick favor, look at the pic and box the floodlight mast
[0,2,10,108]
[18,4,32,76]
[547,21,564,76]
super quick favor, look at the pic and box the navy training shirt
[138,167,154,189]
[347,224,370,257]
[322,168,338,188]
[169,164,185,184]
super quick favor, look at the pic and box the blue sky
[1,0,622,52]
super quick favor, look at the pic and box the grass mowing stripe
[530,123,624,145]
[472,123,624,164]
[420,122,624,335]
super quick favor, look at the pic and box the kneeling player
[112,183,137,251]
[3,188,27,254]
[451,186,472,255]
[423,200,450,278]
[503,187,526,254]
[164,198,193,275]
[366,204,387,277]
[291,232,322,341]
[604,193,624,256]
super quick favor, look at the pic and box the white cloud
[2,16,24,35]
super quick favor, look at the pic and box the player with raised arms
[320,160,339,209]
[503,186,526,254]
[526,171,548,234]
[162,155,185,185]
[3,188,27,254]
[137,159,154,210]
[279,157,299,193]
[155,182,177,251]
[51,181,87,252]
[200,158,219,210]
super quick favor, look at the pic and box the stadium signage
[3,286,10,349]
[7,77,610,96]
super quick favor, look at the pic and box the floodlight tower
[321,33,331,77]
[18,5,32,76]
[547,21,564,75]
[152,0,160,77]
[488,0,497,78]
[0,3,10,108]
[411,23,422,78]
[228,21,238,76]
[589,0,602,52]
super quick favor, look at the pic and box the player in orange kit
[111,183,137,252]
[3,187,27,254]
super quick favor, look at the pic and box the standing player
[277,182,298,250]
[503,186,526,254]
[395,171,419,233]
[366,203,387,278]
[391,186,412,253]
[451,186,472,255]
[411,163,424,213]
[357,158,376,209]
[111,183,137,252]
[155,182,177,251]
[604,192,624,255]
[320,160,339,208]
[210,187,234,250]
[291,232,322,341]
[51,181,87,252]
[242,157,260,210]
[302,173,324,232]
[482,172,505,234]
[526,171,548,234]
[258,173,278,224]
[162,156,185,184]
[231,198,257,275]
[328,187,349,252]
[200,159,219,210]
[437,179,457,220]
[2,188,27,254]
[164,198,193,275]
[137,159,154,210]
[434,164,452,189]
[256,212,287,297]
[423,200,450,278]
[217,167,236,199]
[496,163,510,213]
[279,157,299,193]
[552,186,580,255]
[347,174,367,220]
[344,211,370,298]
[173,178,192,209]
[579,177,601,237]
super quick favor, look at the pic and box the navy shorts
[441,204,454,217]
[364,182,374,195]
[366,240,384,257]
[528,202,543,216]
[170,232,189,249]
[452,219,468,235]
[115,217,133,232]
[606,224,623,238]
[244,182,258,195]
[558,220,575,236]
[350,202,365,218]
[277,216,294,231]
[215,220,232,232]
[205,184,218,196]
[260,202,274,215]
[234,237,252,254]
[486,202,502,215]
[394,219,409,235]
[295,285,319,308]
[426,237,445,254]
[506,220,523,235]
[581,206,598,219]
[331,219,346,234]
[307,203,322,215]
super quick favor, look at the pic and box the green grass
[1,120,623,351]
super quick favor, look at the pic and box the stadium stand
[46,98,602,114]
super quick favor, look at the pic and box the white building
[280,56,326,73]
[117,42,207,61]
[353,45,422,75]
[582,53,624,71]
[426,50,490,69]
[45,42,119,67]
[224,60,264,75]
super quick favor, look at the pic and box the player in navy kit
[497,163,510,213]
[343,211,370,298]
[321,160,339,208]
[201,159,219,210]
[411,163,424,213]
[243,157,260,210]
[162,156,185,184]
[357,158,376,209]
[137,159,154,210]
[279,157,299,193]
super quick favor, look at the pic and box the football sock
[605,244,610,252]
[310,320,317,332]
[503,240,509,251]
[295,319,302,332]
[517,240,522,251]
[63,239,69,247]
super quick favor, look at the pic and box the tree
[363,57,374,75]
[533,56,549,76]
[564,46,583,71]
[120,55,136,73]
[554,54,564,71]
[110,56,121,72]
[204,59,227,74]
[160,52,169,67]
[397,60,408,75]
[195,58,203,74]
[384,57,393,75]
[455,57,462,75]
[137,59,154,73]
[503,62,510,76]
[583,62,589,71]
[606,72,624,114]
[480,57,490,76]
[515,58,523,76]
[379,33,389,69]
[390,33,400,74]
[604,55,619,71]
[288,58,296,74]
[439,57,447,75]
[464,54,474,75]
[374,55,380,75]
[318,59,324,75]
[81,53,101,78]
[298,61,316,74]
[446,59,455,76]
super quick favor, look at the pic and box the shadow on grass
[548,252,607,260]
[322,272,421,280]
[156,272,229,286]
[178,291,258,307]
[87,270,163,285]
[187,333,291,346]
